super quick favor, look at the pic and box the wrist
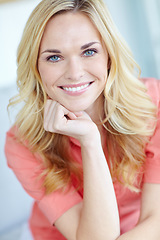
[80,128,102,149]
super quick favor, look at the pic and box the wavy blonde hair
[9,0,156,193]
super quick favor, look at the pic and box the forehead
[40,12,101,48]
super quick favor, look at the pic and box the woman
[5,0,160,239]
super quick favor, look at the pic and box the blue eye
[84,49,97,57]
[47,55,61,62]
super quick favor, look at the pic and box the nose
[65,57,85,81]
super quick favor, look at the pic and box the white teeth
[62,83,89,92]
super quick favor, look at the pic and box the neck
[85,93,104,125]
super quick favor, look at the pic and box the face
[38,12,109,115]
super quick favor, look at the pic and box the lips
[59,81,93,93]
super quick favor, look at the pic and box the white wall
[0,85,33,234]
[0,0,40,235]
[0,0,41,88]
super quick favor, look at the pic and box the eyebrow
[41,49,61,54]
[41,41,100,54]
[81,41,100,50]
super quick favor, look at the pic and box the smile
[59,82,93,95]
[62,83,90,92]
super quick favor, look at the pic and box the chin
[67,106,84,112]
[65,104,88,113]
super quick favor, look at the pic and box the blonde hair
[9,0,156,193]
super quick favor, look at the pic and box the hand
[43,100,100,146]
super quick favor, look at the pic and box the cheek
[39,66,55,89]
[92,62,108,82]
[89,54,108,79]
[99,59,108,82]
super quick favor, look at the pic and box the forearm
[117,215,160,240]
[77,137,120,240]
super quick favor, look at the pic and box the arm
[116,183,160,240]
[44,100,160,240]
[44,100,120,240]
[55,170,160,240]
[76,140,120,240]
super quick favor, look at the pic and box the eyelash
[46,55,62,62]
[82,48,98,57]
[46,48,98,62]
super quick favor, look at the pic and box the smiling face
[38,12,108,116]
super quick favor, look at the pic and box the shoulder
[142,79,160,184]
[5,126,42,169]
[5,126,45,200]
[141,78,160,106]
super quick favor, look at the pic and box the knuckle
[44,121,61,133]
[53,122,61,132]
[56,104,63,112]
[43,122,48,131]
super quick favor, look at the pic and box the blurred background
[0,0,160,239]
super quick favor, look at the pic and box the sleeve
[143,78,160,183]
[5,127,82,224]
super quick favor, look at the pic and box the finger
[55,105,76,122]
[52,103,80,121]
[44,100,51,123]
[45,103,73,132]
[47,101,58,122]
[44,100,57,130]
[74,110,91,120]
[65,112,77,120]
[44,99,53,116]
[74,111,83,117]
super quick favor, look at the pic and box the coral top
[5,78,160,240]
